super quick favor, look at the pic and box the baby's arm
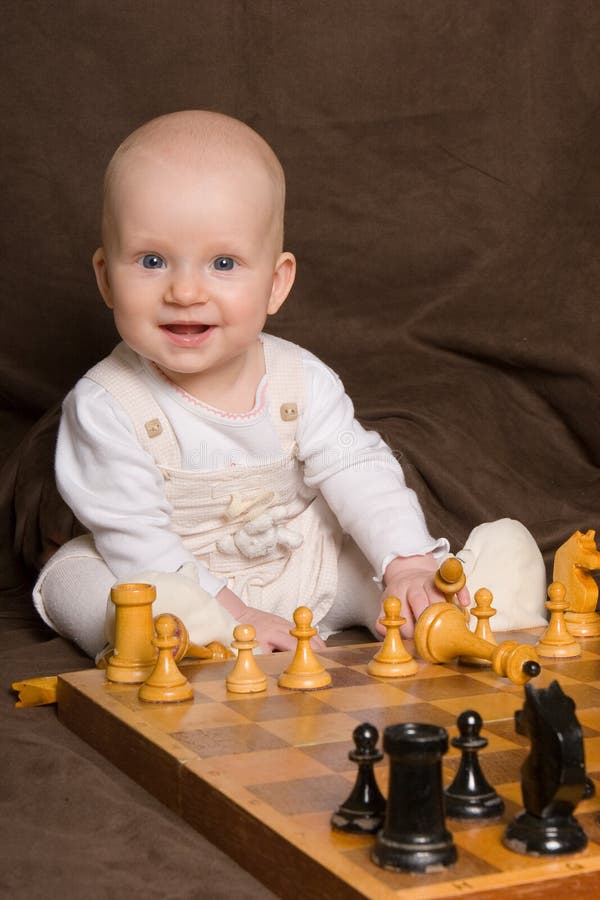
[298,353,468,635]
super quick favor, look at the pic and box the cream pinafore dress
[83,333,343,624]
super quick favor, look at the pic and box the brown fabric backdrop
[2,2,599,898]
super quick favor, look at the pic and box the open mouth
[163,324,210,335]
[159,323,216,348]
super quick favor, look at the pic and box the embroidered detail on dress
[217,491,304,559]
[224,490,276,521]
[144,418,163,438]
[151,363,268,421]
[280,402,298,421]
[217,507,304,559]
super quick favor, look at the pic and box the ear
[92,247,113,309]
[267,252,296,315]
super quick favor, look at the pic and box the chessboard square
[578,814,600,847]
[205,746,333,785]
[444,747,525,788]
[584,735,600,769]
[321,666,377,689]
[498,781,524,806]
[109,684,219,713]
[341,839,500,890]
[445,726,523,757]
[310,682,416,712]
[141,699,249,732]
[432,692,522,723]
[260,711,363,747]
[248,773,352,816]
[320,646,376,667]
[291,810,373,850]
[459,667,571,693]
[542,659,600,683]
[573,716,600,740]
[455,824,554,872]
[301,739,385,777]
[401,673,499,702]
[223,691,331,722]
[257,651,342,676]
[184,660,235,684]
[348,701,457,732]
[577,637,600,654]
[172,722,289,757]
[553,683,600,712]
[483,719,530,747]
[409,661,463,681]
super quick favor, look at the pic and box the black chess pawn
[503,681,588,856]
[372,722,456,872]
[445,710,505,820]
[331,722,386,834]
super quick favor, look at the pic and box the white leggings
[33,518,548,658]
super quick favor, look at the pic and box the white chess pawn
[226,624,267,693]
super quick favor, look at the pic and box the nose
[164,266,209,306]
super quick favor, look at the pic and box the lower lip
[159,325,216,348]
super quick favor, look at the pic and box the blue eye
[140,254,165,269]
[213,257,236,271]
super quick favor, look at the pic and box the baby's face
[93,148,294,394]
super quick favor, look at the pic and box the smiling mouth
[163,324,210,335]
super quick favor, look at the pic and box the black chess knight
[503,680,588,855]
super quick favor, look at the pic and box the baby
[33,111,548,657]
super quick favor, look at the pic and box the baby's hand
[377,554,470,639]
[236,607,317,653]
[216,586,325,653]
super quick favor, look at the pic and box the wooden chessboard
[56,629,600,900]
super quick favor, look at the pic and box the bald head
[101,110,286,248]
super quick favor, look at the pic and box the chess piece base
[226,675,267,694]
[503,810,588,856]
[371,833,457,873]
[331,809,384,835]
[445,790,505,820]
[138,681,194,703]
[564,611,600,638]
[536,639,581,659]
[106,658,155,685]
[278,669,332,690]
[366,657,417,678]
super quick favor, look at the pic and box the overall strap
[261,332,305,452]
[85,343,181,469]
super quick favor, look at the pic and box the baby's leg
[317,535,381,639]
[33,534,115,658]
[456,518,547,630]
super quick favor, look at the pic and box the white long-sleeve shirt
[56,345,447,596]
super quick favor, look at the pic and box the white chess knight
[456,519,548,631]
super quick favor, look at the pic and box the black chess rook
[372,722,457,873]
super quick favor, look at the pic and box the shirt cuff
[194,563,228,597]
[375,539,450,584]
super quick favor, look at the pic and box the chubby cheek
[110,302,153,346]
